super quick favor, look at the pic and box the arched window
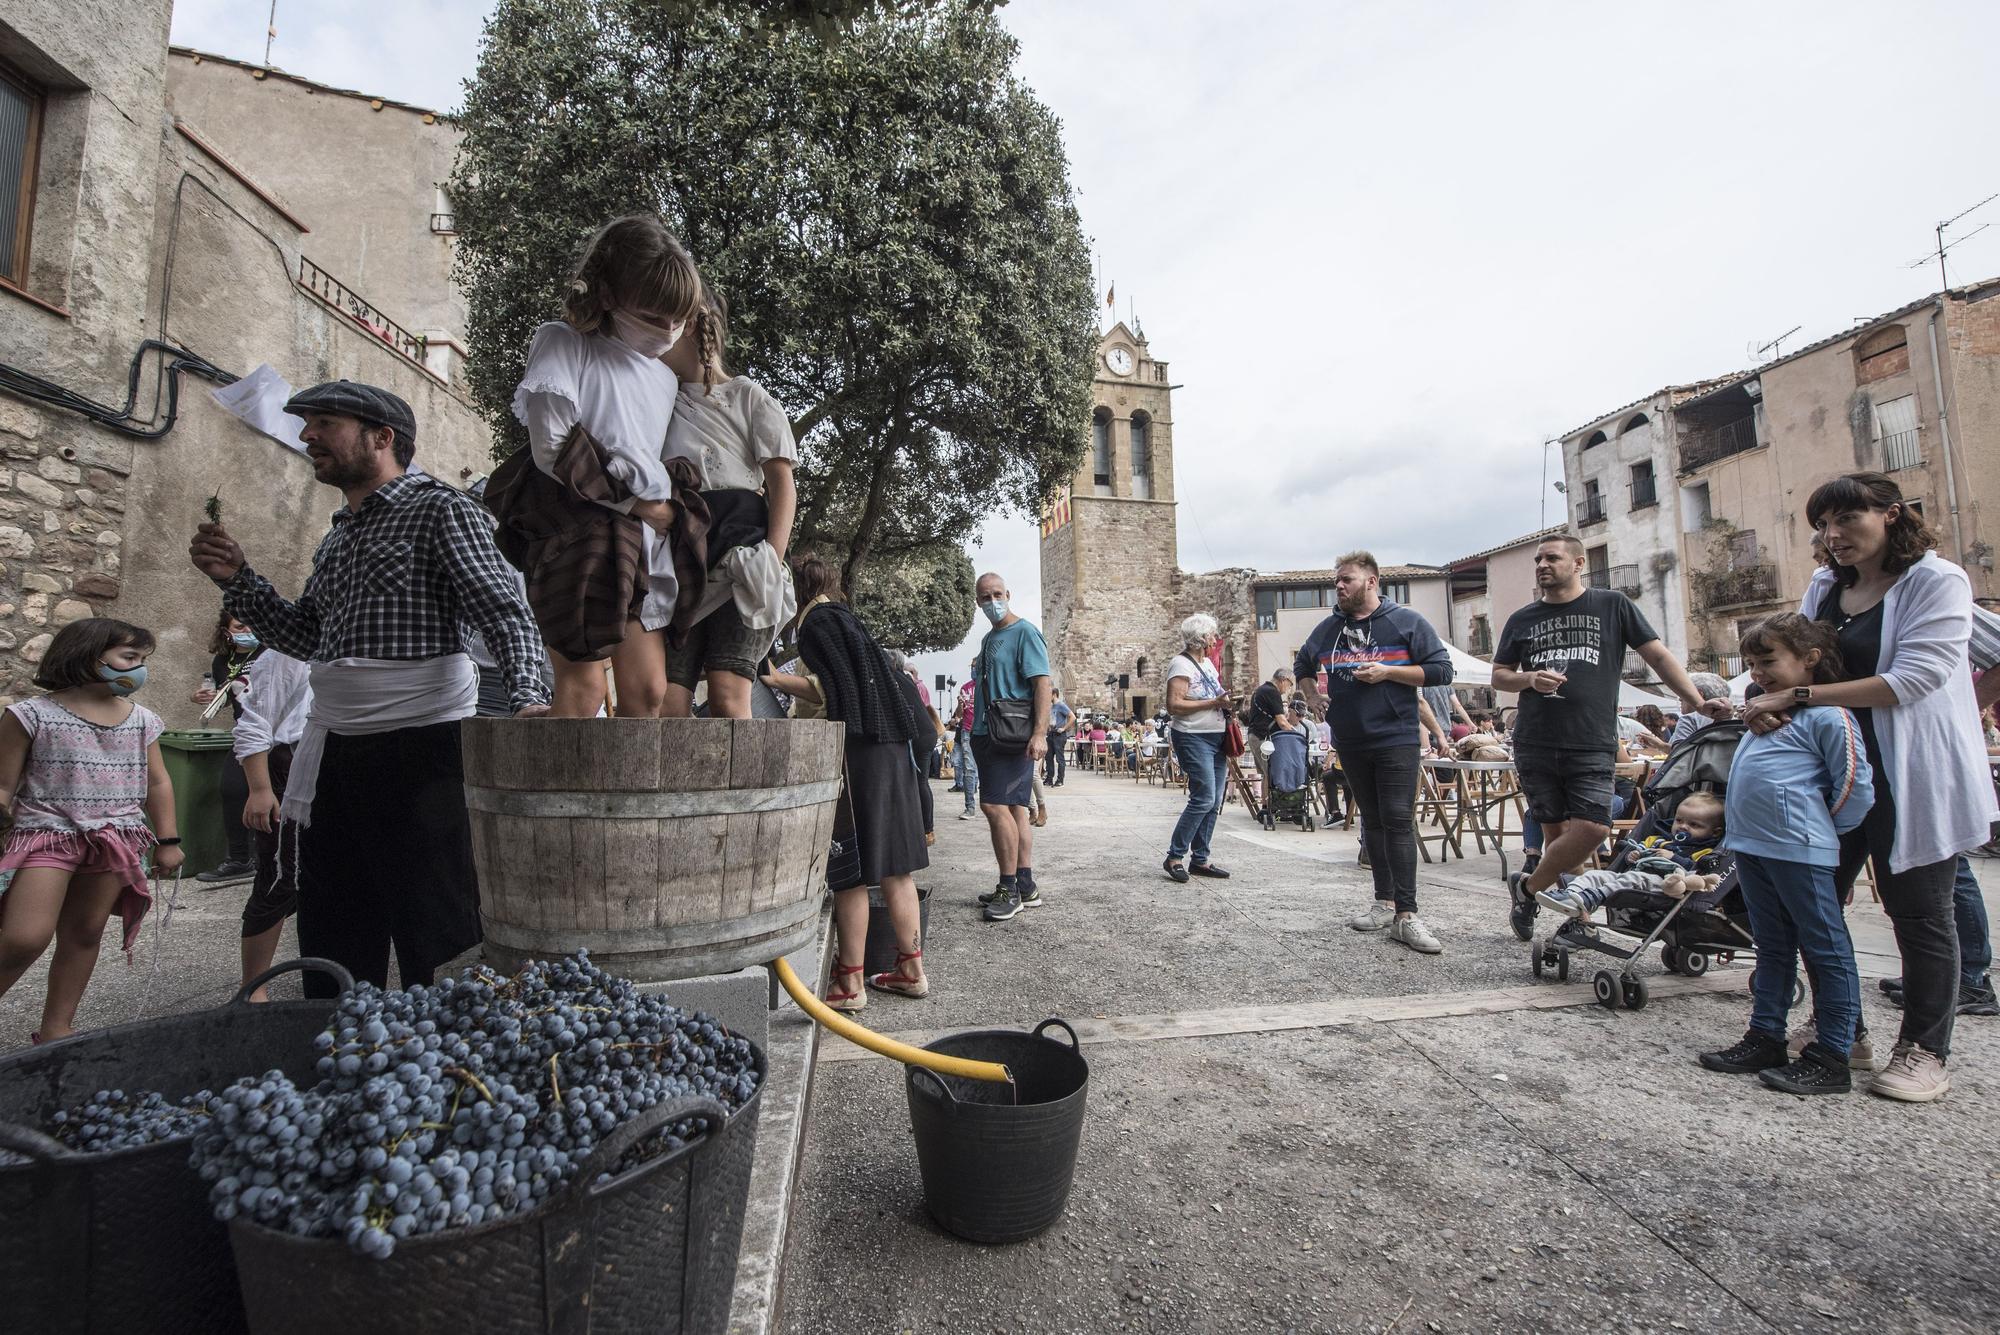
[1091,409,1112,494]
[1130,412,1152,499]
[1622,413,1650,435]
[1582,430,1609,450]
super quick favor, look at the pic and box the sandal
[824,964,867,1014]
[868,949,929,998]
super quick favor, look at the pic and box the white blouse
[666,376,797,492]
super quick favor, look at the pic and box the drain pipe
[1925,302,1964,560]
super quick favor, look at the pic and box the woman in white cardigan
[1741,472,1996,1103]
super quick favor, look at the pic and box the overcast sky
[173,1,2000,692]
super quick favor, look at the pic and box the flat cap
[284,380,416,448]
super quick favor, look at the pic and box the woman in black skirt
[763,556,929,1013]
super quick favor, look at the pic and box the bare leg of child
[609,622,668,718]
[39,870,122,1041]
[240,922,284,1003]
[0,867,70,1003]
[549,650,611,718]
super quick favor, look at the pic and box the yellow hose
[773,957,1013,1084]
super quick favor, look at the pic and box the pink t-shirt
[7,696,163,833]
[956,681,977,730]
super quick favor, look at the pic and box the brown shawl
[483,425,712,662]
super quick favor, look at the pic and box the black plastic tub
[0,959,352,1335]
[863,884,931,976]
[906,1018,1087,1244]
[228,1046,765,1335]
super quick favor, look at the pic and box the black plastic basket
[0,958,353,1335]
[228,1047,765,1335]
[906,1018,1088,1244]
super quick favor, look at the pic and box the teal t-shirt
[973,618,1051,735]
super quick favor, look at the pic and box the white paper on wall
[210,364,308,454]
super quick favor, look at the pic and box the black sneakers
[1699,1030,1790,1074]
[1878,976,1999,1016]
[1758,1042,1853,1095]
[982,886,1021,921]
[1507,871,1538,942]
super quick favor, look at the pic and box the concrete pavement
[779,767,2000,1334]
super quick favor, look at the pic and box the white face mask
[610,310,683,358]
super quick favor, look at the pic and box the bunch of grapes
[49,1088,218,1152]
[188,952,760,1260]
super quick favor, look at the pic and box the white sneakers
[1349,900,1442,954]
[1872,1043,1951,1102]
[1388,915,1443,955]
[1348,901,1397,931]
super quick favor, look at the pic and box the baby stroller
[1260,723,1317,831]
[1530,721,1757,1010]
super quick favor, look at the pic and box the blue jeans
[953,729,979,810]
[1738,852,1859,1058]
[1168,729,1228,864]
[1953,855,1993,990]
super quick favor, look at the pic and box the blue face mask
[99,661,147,697]
[230,632,260,651]
[980,598,1009,625]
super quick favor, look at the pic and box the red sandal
[824,964,867,1014]
[868,949,929,999]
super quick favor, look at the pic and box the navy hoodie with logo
[1292,601,1452,753]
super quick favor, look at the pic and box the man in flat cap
[190,379,551,996]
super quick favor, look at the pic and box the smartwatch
[1791,686,1813,707]
[156,836,183,846]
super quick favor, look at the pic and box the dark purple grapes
[189,952,760,1259]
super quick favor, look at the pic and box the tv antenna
[1746,325,1802,363]
[1904,190,1998,289]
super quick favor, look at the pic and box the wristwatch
[1791,686,1813,707]
[156,836,183,846]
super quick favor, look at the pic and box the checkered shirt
[222,472,551,712]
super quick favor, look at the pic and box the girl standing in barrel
[484,215,713,718]
[0,618,181,1042]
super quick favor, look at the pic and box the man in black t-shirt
[1494,535,1728,939]
[1246,668,1295,809]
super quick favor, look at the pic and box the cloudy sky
[172,1,2000,689]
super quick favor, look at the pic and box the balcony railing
[1678,416,1760,473]
[1584,564,1642,596]
[1579,499,1607,526]
[1883,427,1922,472]
[1694,563,1779,610]
[1630,476,1658,509]
[297,256,434,374]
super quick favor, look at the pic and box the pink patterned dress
[0,695,164,954]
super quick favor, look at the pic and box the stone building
[1560,279,2000,673]
[0,7,492,721]
[1039,324,1254,718]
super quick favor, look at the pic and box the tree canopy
[450,0,1095,651]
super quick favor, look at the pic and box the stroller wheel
[1555,948,1570,983]
[1661,946,1684,975]
[1531,945,1546,979]
[1593,970,1620,1008]
[1304,815,1316,832]
[1680,951,1709,978]
[1622,975,1650,1010]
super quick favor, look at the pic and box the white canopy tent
[1443,642,1668,709]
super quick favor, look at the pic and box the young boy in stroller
[1525,730,1757,1008]
[1259,715,1317,831]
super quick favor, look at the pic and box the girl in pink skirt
[0,618,182,1042]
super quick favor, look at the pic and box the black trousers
[297,722,481,999]
[1043,730,1068,784]
[1341,744,1421,914]
[220,752,252,864]
[1835,777,1960,1059]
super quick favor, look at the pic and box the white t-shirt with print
[1167,653,1229,734]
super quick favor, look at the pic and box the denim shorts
[666,598,776,689]
[1511,743,1616,826]
[970,732,1035,808]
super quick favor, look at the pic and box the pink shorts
[0,825,155,955]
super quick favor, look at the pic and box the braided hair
[562,215,704,338]
[691,288,729,393]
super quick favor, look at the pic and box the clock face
[1106,347,1133,376]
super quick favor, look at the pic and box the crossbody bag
[979,641,1035,753]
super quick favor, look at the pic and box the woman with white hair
[1162,612,1236,882]
[1670,672,1733,746]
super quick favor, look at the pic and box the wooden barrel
[460,717,844,981]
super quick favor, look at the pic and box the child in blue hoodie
[1699,614,1874,1095]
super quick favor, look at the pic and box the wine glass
[1541,650,1569,701]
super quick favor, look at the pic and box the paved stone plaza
[780,767,2000,1335]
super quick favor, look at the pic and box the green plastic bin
[158,728,236,876]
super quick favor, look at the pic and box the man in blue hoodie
[1294,552,1454,954]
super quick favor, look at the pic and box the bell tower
[1038,323,1182,718]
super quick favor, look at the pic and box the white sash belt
[282,655,478,827]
